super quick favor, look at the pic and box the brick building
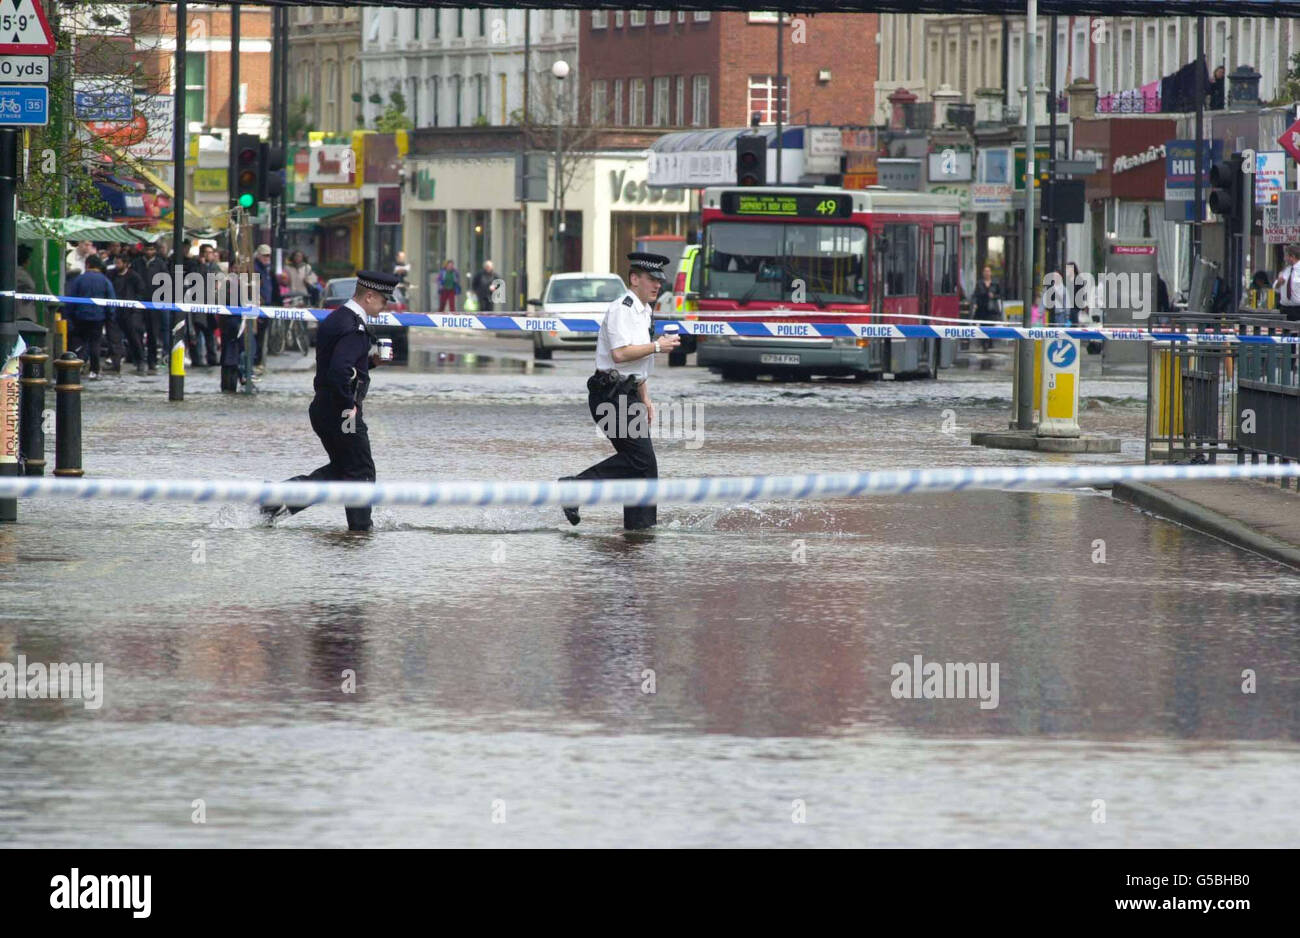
[132,6,273,136]
[579,10,878,129]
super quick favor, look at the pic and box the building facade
[360,9,579,130]
[287,7,363,137]
[580,11,878,129]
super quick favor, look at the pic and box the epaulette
[622,295,634,306]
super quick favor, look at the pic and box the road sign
[1279,117,1300,164]
[1039,338,1081,438]
[0,84,47,125]
[0,53,46,82]
[1046,338,1077,369]
[0,0,56,55]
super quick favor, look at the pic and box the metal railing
[1146,312,1300,487]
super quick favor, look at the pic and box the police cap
[627,252,671,284]
[356,270,402,298]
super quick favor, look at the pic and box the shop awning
[287,206,355,227]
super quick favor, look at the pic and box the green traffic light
[238,193,255,209]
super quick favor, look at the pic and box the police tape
[4,291,1298,345]
[1,461,1299,508]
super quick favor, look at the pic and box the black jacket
[313,303,373,413]
[112,265,147,303]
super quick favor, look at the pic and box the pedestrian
[260,271,398,532]
[68,255,115,379]
[393,250,411,286]
[286,250,319,304]
[65,240,93,278]
[111,247,149,375]
[471,260,497,312]
[1209,65,1226,110]
[1273,244,1300,322]
[15,245,36,321]
[1048,261,1088,326]
[437,259,461,312]
[254,244,275,370]
[558,252,680,531]
[971,264,1001,350]
[190,244,220,367]
[135,241,168,374]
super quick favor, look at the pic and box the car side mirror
[527,298,543,308]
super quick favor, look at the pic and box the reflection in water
[1,365,1297,846]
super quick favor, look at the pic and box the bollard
[54,352,83,478]
[19,346,48,476]
[168,311,185,401]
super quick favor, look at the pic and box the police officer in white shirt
[1274,243,1300,321]
[560,252,681,530]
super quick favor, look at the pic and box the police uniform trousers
[573,376,657,529]
[282,397,376,530]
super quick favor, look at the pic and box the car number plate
[760,354,801,365]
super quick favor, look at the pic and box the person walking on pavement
[254,244,275,371]
[135,241,169,374]
[971,265,1002,350]
[15,245,37,321]
[559,252,680,531]
[471,260,497,312]
[111,247,149,375]
[191,244,220,367]
[437,260,461,312]
[260,271,398,532]
[1273,244,1300,322]
[68,255,115,379]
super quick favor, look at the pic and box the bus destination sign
[721,192,853,219]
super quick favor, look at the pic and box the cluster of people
[59,238,328,380]
[433,259,498,313]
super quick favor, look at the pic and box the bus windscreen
[701,222,868,306]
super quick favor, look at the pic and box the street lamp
[551,59,569,280]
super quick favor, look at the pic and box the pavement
[1112,477,1300,570]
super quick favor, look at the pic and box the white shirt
[1278,264,1300,306]
[595,290,655,379]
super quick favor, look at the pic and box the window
[390,10,398,40]
[499,73,508,124]
[1143,24,1158,83]
[1162,22,1178,77]
[694,12,711,21]
[456,10,464,38]
[184,53,206,126]
[430,75,440,126]
[475,75,485,121]
[323,62,337,131]
[701,223,868,304]
[675,76,684,126]
[882,225,919,296]
[677,12,686,23]
[615,12,624,28]
[1072,27,1088,84]
[479,10,486,36]
[652,77,669,126]
[409,77,420,125]
[747,75,788,125]
[414,11,421,40]
[932,225,958,295]
[453,74,462,125]
[748,12,790,23]
[591,80,608,123]
[629,78,646,125]
[592,11,607,29]
[630,12,646,27]
[655,11,671,25]
[434,11,441,39]
[613,79,624,125]
[691,75,709,126]
[1118,27,1134,88]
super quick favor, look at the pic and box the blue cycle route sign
[1047,338,1077,369]
[0,83,46,125]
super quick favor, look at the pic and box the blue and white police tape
[2,462,1299,508]
[6,290,1299,345]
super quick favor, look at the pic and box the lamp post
[551,59,569,280]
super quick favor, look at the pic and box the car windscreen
[326,279,356,298]
[701,223,868,305]
[546,278,625,304]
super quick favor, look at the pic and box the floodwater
[1,338,1298,848]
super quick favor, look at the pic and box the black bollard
[54,352,83,478]
[19,346,47,476]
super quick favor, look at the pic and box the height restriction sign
[0,0,55,55]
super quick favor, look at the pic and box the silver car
[527,273,626,360]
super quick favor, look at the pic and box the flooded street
[2,338,1298,847]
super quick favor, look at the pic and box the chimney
[932,84,962,128]
[1066,79,1098,119]
[888,87,918,131]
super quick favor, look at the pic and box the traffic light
[259,142,285,202]
[736,135,767,187]
[233,133,260,211]
[1208,154,1244,224]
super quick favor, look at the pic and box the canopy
[16,213,165,245]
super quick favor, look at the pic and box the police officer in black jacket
[261,271,397,531]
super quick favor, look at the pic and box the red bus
[691,186,961,379]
